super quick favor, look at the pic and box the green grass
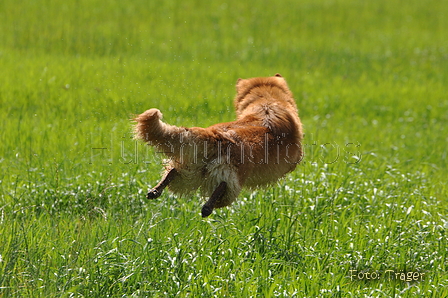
[1,0,447,296]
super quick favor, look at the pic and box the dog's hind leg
[201,181,227,217]
[147,168,178,199]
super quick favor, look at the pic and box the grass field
[1,0,447,296]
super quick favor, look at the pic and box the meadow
[0,0,447,296]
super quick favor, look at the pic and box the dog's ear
[275,73,282,78]
[237,78,243,83]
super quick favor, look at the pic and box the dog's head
[234,74,295,115]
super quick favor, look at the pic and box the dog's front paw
[146,189,162,199]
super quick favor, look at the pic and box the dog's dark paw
[201,205,214,218]
[146,189,161,199]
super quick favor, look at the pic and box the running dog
[134,74,303,217]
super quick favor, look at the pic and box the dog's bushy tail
[133,108,165,143]
[133,108,187,145]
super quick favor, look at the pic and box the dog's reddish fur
[134,74,303,217]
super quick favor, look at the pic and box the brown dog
[134,74,303,217]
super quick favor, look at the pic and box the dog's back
[228,74,303,186]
